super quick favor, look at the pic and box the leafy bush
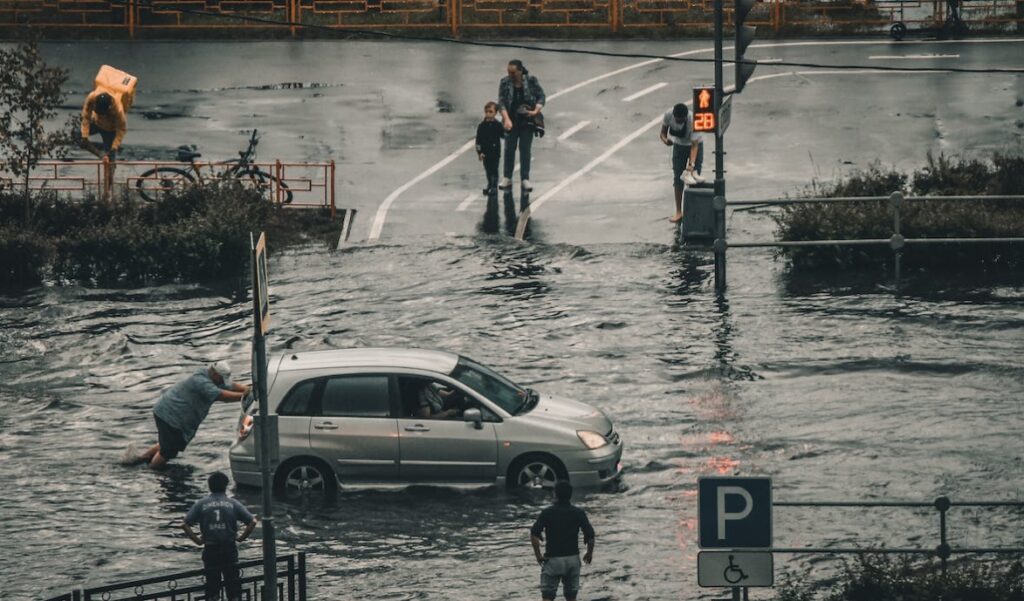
[1,181,335,287]
[773,153,1024,271]
[773,555,1024,601]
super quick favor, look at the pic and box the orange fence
[1,159,337,217]
[2,0,1020,34]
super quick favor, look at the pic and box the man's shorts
[671,142,704,189]
[87,124,117,160]
[540,554,582,599]
[154,414,188,460]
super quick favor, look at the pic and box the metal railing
[719,192,1024,287]
[772,497,1024,576]
[44,552,307,601]
[1,158,337,217]
[2,0,1020,36]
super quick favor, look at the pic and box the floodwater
[2,39,1024,600]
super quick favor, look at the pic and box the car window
[451,357,525,415]
[278,379,318,416]
[321,375,391,418]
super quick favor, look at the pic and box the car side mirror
[464,408,483,429]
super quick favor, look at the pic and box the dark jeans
[202,544,241,601]
[503,125,534,180]
[88,123,117,160]
[483,151,500,188]
[671,142,704,189]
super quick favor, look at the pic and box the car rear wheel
[275,459,337,501]
[509,455,567,490]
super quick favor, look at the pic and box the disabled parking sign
[698,477,772,548]
[698,551,774,587]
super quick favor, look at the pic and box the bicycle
[135,129,293,204]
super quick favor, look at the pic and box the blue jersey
[185,493,255,546]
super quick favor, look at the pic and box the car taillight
[238,415,254,440]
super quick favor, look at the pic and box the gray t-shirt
[662,110,703,146]
[185,492,255,546]
[153,368,230,442]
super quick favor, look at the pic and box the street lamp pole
[713,0,727,293]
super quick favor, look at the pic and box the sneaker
[692,171,706,183]
[681,170,698,186]
[521,179,533,192]
[483,187,490,195]
[498,177,512,189]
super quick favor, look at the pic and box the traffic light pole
[713,0,727,293]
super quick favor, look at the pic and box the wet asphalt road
[0,37,1021,601]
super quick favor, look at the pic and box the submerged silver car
[230,348,623,497]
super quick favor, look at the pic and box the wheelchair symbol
[723,555,749,584]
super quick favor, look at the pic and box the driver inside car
[415,382,464,419]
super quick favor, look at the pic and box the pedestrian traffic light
[734,0,758,93]
[693,86,717,133]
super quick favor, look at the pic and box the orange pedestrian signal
[692,86,717,133]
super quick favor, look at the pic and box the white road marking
[760,58,784,63]
[869,54,960,60]
[557,120,591,141]
[514,67,951,240]
[623,82,668,102]
[369,38,1024,241]
[456,193,478,212]
[368,139,474,241]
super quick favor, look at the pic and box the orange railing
[1,159,337,218]
[2,0,1020,35]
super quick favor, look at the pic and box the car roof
[274,347,460,374]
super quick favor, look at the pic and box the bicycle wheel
[136,167,195,202]
[239,168,293,204]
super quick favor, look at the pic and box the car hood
[526,393,613,433]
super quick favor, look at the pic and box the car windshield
[451,357,527,415]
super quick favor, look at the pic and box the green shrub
[773,555,1024,601]
[0,224,55,285]
[773,153,1024,271]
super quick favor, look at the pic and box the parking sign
[698,477,772,548]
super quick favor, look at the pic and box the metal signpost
[251,232,278,601]
[697,477,773,599]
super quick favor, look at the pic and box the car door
[396,376,498,483]
[275,378,318,457]
[309,374,399,482]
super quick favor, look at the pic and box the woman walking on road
[498,59,546,193]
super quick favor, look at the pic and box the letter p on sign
[698,477,772,549]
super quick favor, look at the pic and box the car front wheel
[509,455,567,490]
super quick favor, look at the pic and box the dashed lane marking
[869,54,961,60]
[456,193,478,212]
[557,120,592,141]
[623,82,668,102]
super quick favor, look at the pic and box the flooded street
[2,38,1023,600]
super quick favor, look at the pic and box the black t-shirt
[510,86,527,126]
[530,501,595,558]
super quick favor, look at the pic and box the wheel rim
[283,464,326,498]
[517,461,559,489]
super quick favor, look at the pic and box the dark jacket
[476,119,504,155]
[497,74,547,126]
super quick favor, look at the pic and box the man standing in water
[530,481,596,601]
[136,361,250,469]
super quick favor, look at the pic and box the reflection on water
[2,238,1023,600]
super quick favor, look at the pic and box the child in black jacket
[476,101,505,195]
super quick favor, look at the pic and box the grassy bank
[774,555,1024,601]
[0,183,337,287]
[773,153,1024,271]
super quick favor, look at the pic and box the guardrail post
[287,555,296,601]
[610,0,621,33]
[128,0,135,38]
[329,160,336,220]
[935,496,951,578]
[890,191,903,289]
[276,160,283,206]
[298,552,307,601]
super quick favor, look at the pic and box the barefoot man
[137,361,250,469]
[659,103,704,223]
